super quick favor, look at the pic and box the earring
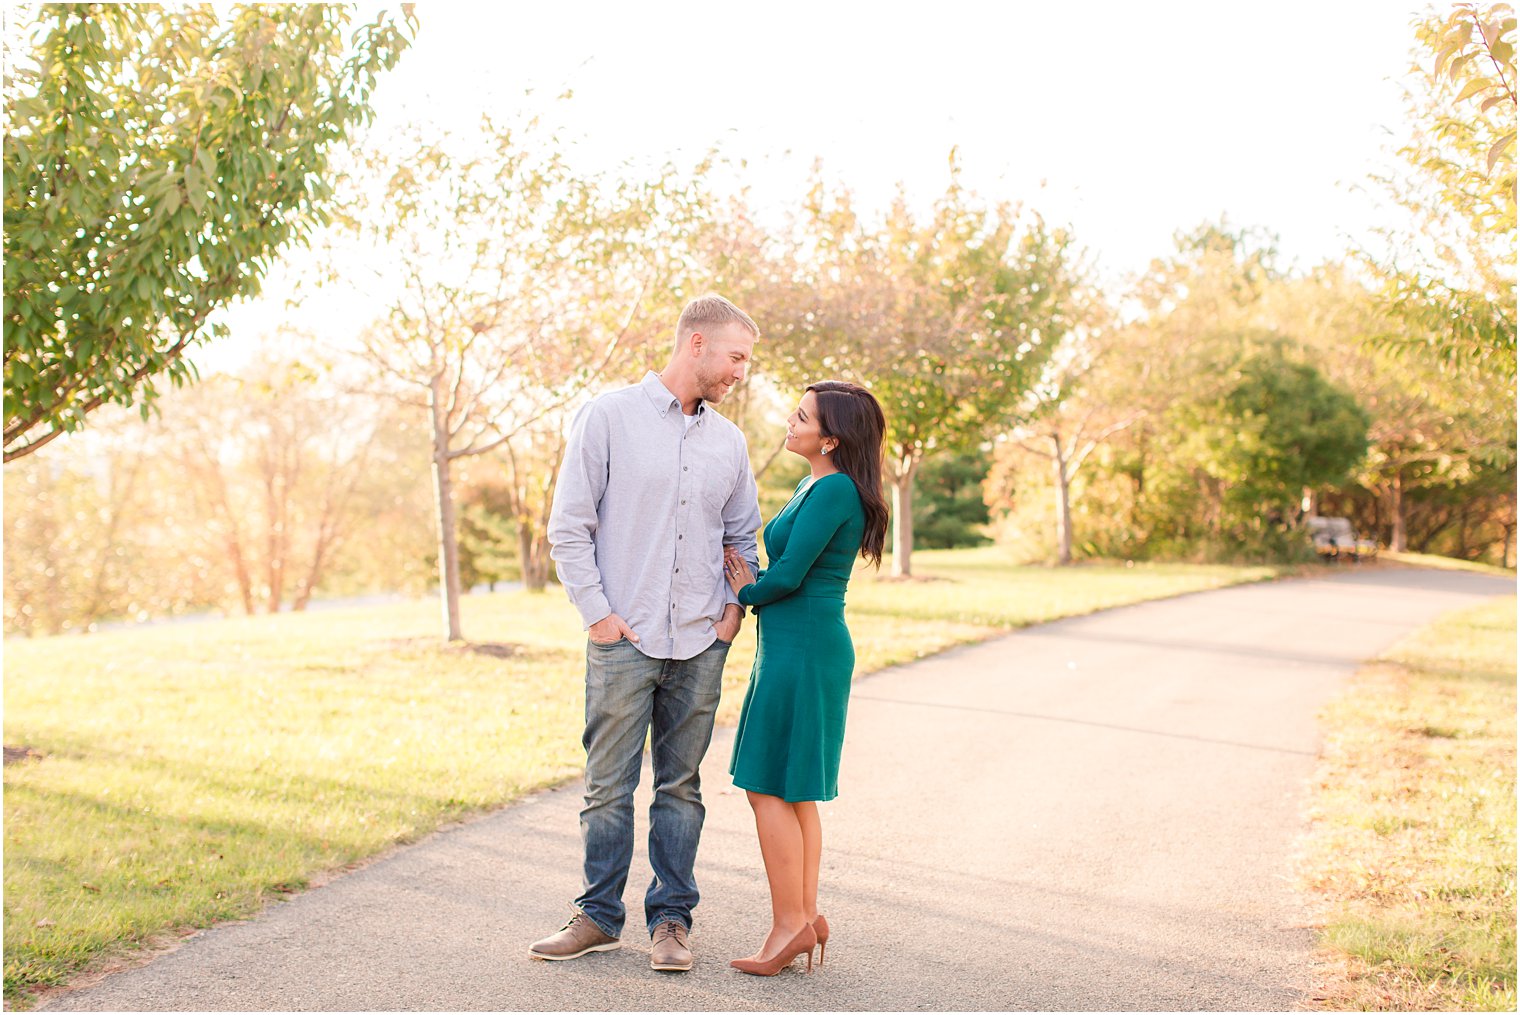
[822,446,832,456]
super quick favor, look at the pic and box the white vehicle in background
[1304,516,1379,562]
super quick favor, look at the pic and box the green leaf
[4,3,418,461]
[185,163,205,213]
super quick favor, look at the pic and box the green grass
[1380,550,1517,578]
[1301,595,1517,1011]
[3,549,1291,1005]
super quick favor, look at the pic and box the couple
[532,293,888,976]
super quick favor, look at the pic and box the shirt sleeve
[721,442,763,611]
[547,401,613,629]
[737,475,855,608]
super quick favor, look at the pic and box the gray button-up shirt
[548,371,762,660]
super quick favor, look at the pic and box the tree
[1271,266,1515,553]
[3,4,416,462]
[164,361,385,615]
[1001,310,1140,565]
[763,157,1077,576]
[458,479,520,591]
[2,418,157,634]
[910,449,994,549]
[329,117,704,640]
[1020,223,1281,561]
[500,415,570,592]
[1366,2,1516,378]
[2,347,437,635]
[1176,349,1370,526]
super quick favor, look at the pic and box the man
[533,294,762,972]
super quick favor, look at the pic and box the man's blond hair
[675,293,759,352]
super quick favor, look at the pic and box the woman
[721,380,889,976]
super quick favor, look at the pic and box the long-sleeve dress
[729,472,866,802]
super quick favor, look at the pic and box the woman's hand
[723,547,755,595]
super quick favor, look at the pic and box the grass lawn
[1380,551,1517,578]
[1301,595,1517,1011]
[2,548,1291,1004]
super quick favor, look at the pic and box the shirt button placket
[672,419,683,645]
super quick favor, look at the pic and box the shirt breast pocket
[701,456,737,514]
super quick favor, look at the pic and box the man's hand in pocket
[712,604,743,644]
[589,614,638,645]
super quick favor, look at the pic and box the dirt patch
[449,641,518,659]
[4,744,45,765]
[368,638,522,659]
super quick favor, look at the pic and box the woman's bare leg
[793,800,821,922]
[745,791,810,960]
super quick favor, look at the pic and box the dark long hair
[807,380,890,568]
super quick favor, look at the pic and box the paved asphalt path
[36,568,1513,1012]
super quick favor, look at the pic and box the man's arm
[720,446,763,611]
[547,402,614,630]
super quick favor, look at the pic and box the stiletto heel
[729,924,818,976]
[811,914,829,967]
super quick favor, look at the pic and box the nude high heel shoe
[811,914,829,967]
[729,924,818,976]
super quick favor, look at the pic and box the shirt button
[681,499,686,505]
[678,534,683,540]
[675,568,680,573]
[683,466,688,471]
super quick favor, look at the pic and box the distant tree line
[3,4,1513,638]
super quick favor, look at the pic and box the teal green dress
[730,472,866,802]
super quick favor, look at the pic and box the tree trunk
[262,441,288,615]
[518,525,551,592]
[533,535,553,590]
[430,387,464,641]
[292,514,337,612]
[194,449,255,614]
[1129,426,1147,532]
[1390,473,1407,552]
[1054,439,1074,566]
[890,452,919,578]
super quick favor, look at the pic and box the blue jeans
[575,636,729,938]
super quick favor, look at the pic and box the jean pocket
[589,636,628,648]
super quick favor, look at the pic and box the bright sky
[215,0,1428,369]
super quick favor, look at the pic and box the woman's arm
[736,476,856,608]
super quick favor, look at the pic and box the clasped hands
[724,546,755,595]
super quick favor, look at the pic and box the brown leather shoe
[649,920,693,971]
[528,912,620,961]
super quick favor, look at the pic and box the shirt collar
[641,371,706,423]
